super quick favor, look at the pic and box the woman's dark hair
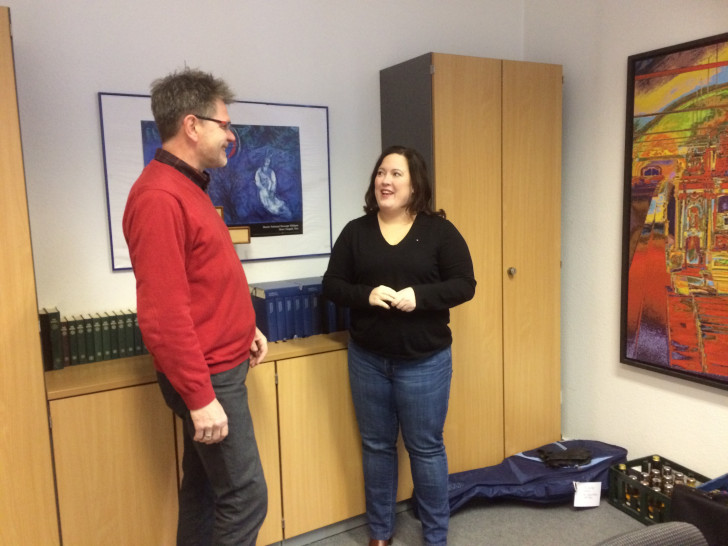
[363,145,446,218]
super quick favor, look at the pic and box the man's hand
[190,398,228,444]
[391,287,416,312]
[249,327,268,367]
[369,285,397,309]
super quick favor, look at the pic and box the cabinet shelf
[45,331,349,401]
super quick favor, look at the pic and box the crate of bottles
[608,454,711,525]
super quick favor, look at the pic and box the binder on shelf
[283,294,296,340]
[67,315,82,365]
[297,277,324,337]
[108,311,120,359]
[293,294,304,339]
[132,311,146,355]
[250,280,302,342]
[60,317,71,367]
[251,290,278,344]
[39,307,64,370]
[301,294,312,337]
[91,313,104,362]
[38,308,52,371]
[123,310,136,356]
[115,311,125,358]
[100,312,112,360]
[76,315,90,364]
[275,296,287,341]
[114,310,132,358]
[82,314,96,363]
[320,297,349,335]
[323,298,338,334]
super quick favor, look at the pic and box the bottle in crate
[647,487,665,521]
[663,483,674,498]
[627,474,641,511]
[651,454,661,471]
[616,464,629,505]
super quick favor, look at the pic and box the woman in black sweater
[323,146,476,546]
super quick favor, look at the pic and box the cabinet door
[501,60,562,456]
[51,384,178,546]
[246,361,283,545]
[277,350,364,538]
[276,350,415,538]
[172,362,282,546]
[0,7,59,544]
[432,53,506,471]
[384,54,562,466]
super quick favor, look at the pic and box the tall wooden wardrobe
[0,6,60,544]
[381,53,562,470]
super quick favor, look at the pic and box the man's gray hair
[150,68,234,142]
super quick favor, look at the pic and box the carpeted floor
[303,499,645,545]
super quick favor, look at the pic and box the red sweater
[123,159,255,410]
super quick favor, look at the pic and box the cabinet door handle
[507,267,517,278]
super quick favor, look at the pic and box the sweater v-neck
[377,212,417,246]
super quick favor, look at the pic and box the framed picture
[99,93,332,270]
[215,207,250,244]
[620,32,728,390]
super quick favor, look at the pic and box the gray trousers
[158,363,268,546]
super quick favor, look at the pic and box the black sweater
[323,213,476,359]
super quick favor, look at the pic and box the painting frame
[99,92,332,270]
[620,32,728,391]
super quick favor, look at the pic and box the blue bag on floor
[445,439,628,514]
[698,472,728,493]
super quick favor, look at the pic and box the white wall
[7,0,728,479]
[524,0,728,478]
[7,0,523,315]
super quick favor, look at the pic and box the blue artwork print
[140,121,304,237]
[141,120,159,166]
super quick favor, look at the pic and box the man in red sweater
[123,68,268,546]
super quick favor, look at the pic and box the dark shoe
[368,539,392,546]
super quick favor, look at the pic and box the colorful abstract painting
[621,32,728,390]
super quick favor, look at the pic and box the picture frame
[216,206,250,244]
[229,226,251,245]
[99,92,332,270]
[620,32,728,390]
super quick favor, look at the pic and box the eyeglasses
[194,115,233,132]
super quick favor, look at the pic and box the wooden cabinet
[277,349,364,538]
[275,347,414,540]
[50,384,178,546]
[0,6,60,544]
[173,362,284,545]
[43,334,418,544]
[241,360,283,545]
[45,334,359,545]
[381,53,562,466]
[47,358,284,546]
[500,60,562,456]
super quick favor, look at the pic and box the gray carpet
[304,499,645,545]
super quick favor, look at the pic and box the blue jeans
[348,341,452,546]
[157,363,268,546]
